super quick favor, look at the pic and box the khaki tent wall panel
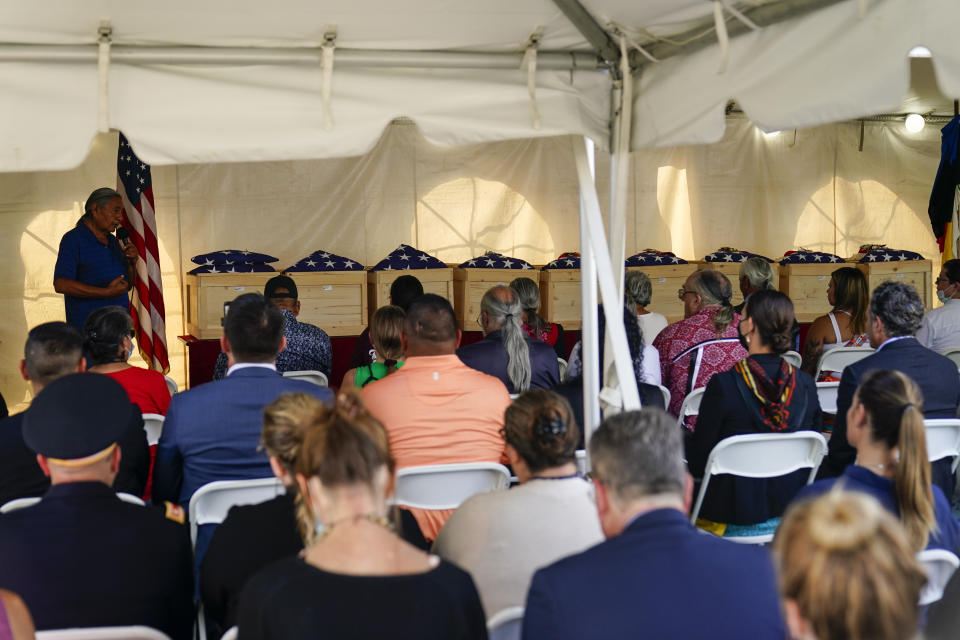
[185,272,274,339]
[856,260,933,310]
[540,269,581,330]
[626,264,692,324]
[779,263,839,323]
[696,261,781,307]
[454,268,540,331]
[367,269,454,324]
[286,271,368,336]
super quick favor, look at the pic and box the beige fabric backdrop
[0,118,943,408]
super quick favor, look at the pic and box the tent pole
[550,0,620,67]
[580,139,601,457]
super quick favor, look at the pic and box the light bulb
[762,130,780,139]
[905,113,925,133]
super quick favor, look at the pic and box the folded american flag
[858,247,925,263]
[188,262,276,274]
[703,248,773,263]
[191,249,279,266]
[458,252,534,270]
[542,252,581,270]
[287,250,362,272]
[370,244,447,271]
[779,250,844,264]
[625,250,687,266]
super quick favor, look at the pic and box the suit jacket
[152,367,332,508]
[522,509,785,640]
[821,338,960,494]
[456,330,560,393]
[0,482,194,639]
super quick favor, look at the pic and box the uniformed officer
[0,373,193,639]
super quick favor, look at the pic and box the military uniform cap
[23,373,134,459]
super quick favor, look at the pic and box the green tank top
[354,361,404,388]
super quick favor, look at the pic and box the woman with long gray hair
[624,271,668,343]
[509,277,567,359]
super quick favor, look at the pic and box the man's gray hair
[869,281,924,337]
[83,187,121,216]
[625,271,653,308]
[589,409,686,503]
[481,286,531,392]
[739,257,776,291]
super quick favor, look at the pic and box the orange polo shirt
[361,354,511,540]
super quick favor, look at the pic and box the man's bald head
[402,294,459,356]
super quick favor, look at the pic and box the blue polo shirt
[53,221,129,328]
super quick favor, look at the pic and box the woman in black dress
[238,393,486,640]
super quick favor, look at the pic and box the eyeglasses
[677,287,694,300]
[936,277,953,285]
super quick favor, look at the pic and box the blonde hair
[262,393,326,476]
[370,305,405,362]
[775,491,926,640]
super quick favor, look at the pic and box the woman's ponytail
[894,403,936,551]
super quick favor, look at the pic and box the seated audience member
[0,322,148,506]
[522,409,785,639]
[687,290,821,529]
[653,269,748,420]
[83,305,171,415]
[0,374,192,638]
[457,285,560,393]
[434,390,602,616]
[801,266,869,376]
[509,277,567,359]
[819,281,960,498]
[796,369,958,552]
[214,275,332,380]
[237,397,486,640]
[341,305,405,389]
[733,256,776,315]
[625,270,668,343]
[362,294,511,541]
[0,590,33,640]
[917,258,960,352]
[775,491,926,640]
[346,274,423,372]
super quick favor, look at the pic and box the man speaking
[53,188,138,329]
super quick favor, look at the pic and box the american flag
[117,133,169,374]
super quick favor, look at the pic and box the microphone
[116,226,130,247]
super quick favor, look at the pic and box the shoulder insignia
[164,501,185,524]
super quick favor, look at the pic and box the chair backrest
[677,387,706,427]
[574,449,587,475]
[142,413,164,447]
[164,375,178,396]
[219,627,238,640]
[188,478,285,547]
[690,431,828,524]
[557,357,568,381]
[393,463,511,510]
[487,606,524,640]
[116,492,146,506]
[0,497,40,514]
[282,370,328,387]
[940,348,960,370]
[924,419,960,473]
[781,350,802,368]
[815,381,840,415]
[814,346,875,380]
[656,384,671,409]
[36,626,172,640]
[918,549,960,606]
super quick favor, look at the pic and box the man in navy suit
[457,285,559,393]
[153,293,332,509]
[522,409,785,640]
[820,281,960,496]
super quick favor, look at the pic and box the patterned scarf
[734,357,797,431]
[522,321,558,346]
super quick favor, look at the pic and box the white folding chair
[164,375,178,396]
[219,628,238,640]
[487,606,524,640]
[781,350,802,368]
[574,450,587,475]
[918,549,960,606]
[924,419,960,471]
[677,387,706,428]
[282,370,328,387]
[188,478,285,548]
[116,492,146,506]
[36,626,171,640]
[393,463,511,510]
[0,497,40,513]
[142,413,164,447]
[940,348,960,370]
[656,384,671,409]
[816,381,840,415]
[557,358,568,381]
[690,431,828,544]
[814,346,874,380]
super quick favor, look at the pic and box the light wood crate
[285,271,368,336]
[185,272,274,339]
[778,263,839,323]
[856,260,933,310]
[696,261,781,308]
[627,264,693,323]
[454,268,540,331]
[540,269,581,330]
[367,268,454,323]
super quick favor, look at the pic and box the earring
[745,335,750,345]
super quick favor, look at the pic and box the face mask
[127,344,135,360]
[938,287,953,304]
